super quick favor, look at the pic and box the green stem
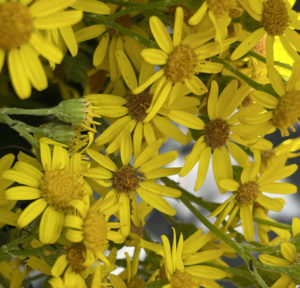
[0,106,58,117]
[102,0,137,6]
[211,56,278,97]
[0,114,40,152]
[253,217,291,230]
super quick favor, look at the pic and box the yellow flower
[85,140,181,237]
[110,247,146,288]
[142,228,227,288]
[94,49,202,158]
[189,0,243,46]
[241,61,300,137]
[211,150,297,241]
[64,192,124,266]
[75,4,146,79]
[180,80,270,191]
[133,7,235,104]
[257,218,300,287]
[232,0,300,70]
[0,0,83,99]
[4,138,92,244]
[0,154,19,227]
[49,268,87,288]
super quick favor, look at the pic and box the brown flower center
[127,91,153,121]
[40,168,84,211]
[170,271,198,288]
[236,181,259,205]
[261,0,289,36]
[66,243,86,273]
[83,210,107,252]
[128,276,146,288]
[207,0,238,17]
[271,90,300,136]
[112,166,142,193]
[165,45,197,83]
[204,119,230,148]
[0,3,34,50]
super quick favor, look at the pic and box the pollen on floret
[128,276,146,288]
[127,92,153,122]
[236,181,260,205]
[83,210,108,252]
[165,45,197,83]
[204,119,230,149]
[207,0,238,17]
[271,90,300,136]
[0,3,33,50]
[261,0,289,36]
[40,168,85,212]
[112,166,142,193]
[170,271,198,288]
[66,243,87,273]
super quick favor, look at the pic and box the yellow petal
[166,110,205,129]
[231,28,265,60]
[251,90,278,109]
[194,147,211,191]
[5,186,41,200]
[17,199,47,227]
[75,25,106,43]
[185,265,227,279]
[29,0,75,17]
[60,26,77,57]
[256,194,285,211]
[116,49,138,90]
[87,149,117,171]
[188,2,208,25]
[281,242,297,263]
[173,7,184,47]
[184,75,208,95]
[149,16,173,54]
[141,48,168,65]
[139,181,181,197]
[71,0,110,15]
[240,205,254,242]
[39,206,64,244]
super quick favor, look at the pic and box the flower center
[83,210,107,252]
[112,166,141,193]
[127,91,153,122]
[261,0,289,36]
[165,45,197,83]
[66,243,86,273]
[204,119,230,148]
[170,271,198,288]
[40,168,84,211]
[207,0,238,17]
[271,90,300,136]
[236,181,260,205]
[0,3,34,50]
[128,276,146,288]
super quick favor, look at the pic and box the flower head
[0,0,82,98]
[4,138,92,244]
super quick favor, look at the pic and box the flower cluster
[0,0,299,287]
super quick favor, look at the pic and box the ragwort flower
[86,139,181,237]
[133,6,235,107]
[211,150,297,242]
[4,138,92,244]
[0,0,82,99]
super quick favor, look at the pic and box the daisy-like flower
[0,0,82,99]
[75,5,146,80]
[210,150,298,242]
[180,80,269,191]
[231,0,300,66]
[94,49,202,159]
[85,139,181,237]
[240,61,300,137]
[4,138,92,244]
[258,218,300,287]
[110,247,146,288]
[188,0,243,46]
[49,268,87,288]
[64,192,124,266]
[0,154,18,227]
[133,6,236,105]
[142,228,227,288]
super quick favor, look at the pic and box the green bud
[42,123,76,146]
[55,98,87,127]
